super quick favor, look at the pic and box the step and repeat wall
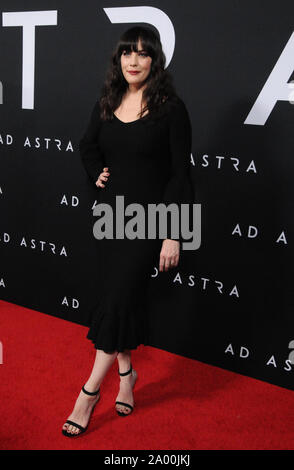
[1,1,293,390]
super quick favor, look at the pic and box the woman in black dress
[62,26,193,437]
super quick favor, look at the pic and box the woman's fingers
[96,168,110,188]
[159,254,165,272]
[171,255,179,267]
[159,240,180,272]
[169,256,179,270]
[96,177,104,187]
[159,239,180,271]
[159,254,179,272]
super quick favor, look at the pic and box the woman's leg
[115,349,137,415]
[63,349,118,434]
[84,348,118,391]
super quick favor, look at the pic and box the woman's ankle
[118,362,132,373]
[83,379,101,393]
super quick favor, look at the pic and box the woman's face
[120,39,152,88]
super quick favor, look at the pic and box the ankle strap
[118,363,132,376]
[82,384,100,396]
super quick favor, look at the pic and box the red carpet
[0,299,293,450]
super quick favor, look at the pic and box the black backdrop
[1,0,294,391]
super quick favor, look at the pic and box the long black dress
[79,95,193,353]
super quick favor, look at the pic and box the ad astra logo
[232,224,288,245]
[193,153,257,174]
[2,7,174,109]
[0,133,73,151]
[225,343,293,372]
[93,196,201,251]
[2,10,58,109]
[0,232,68,256]
[245,31,294,125]
[151,269,239,297]
[3,9,294,126]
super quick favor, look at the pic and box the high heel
[115,363,137,417]
[62,384,100,437]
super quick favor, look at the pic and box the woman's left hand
[159,239,180,272]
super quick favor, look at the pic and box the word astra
[0,133,73,151]
[0,232,67,256]
[192,153,257,173]
[151,268,239,298]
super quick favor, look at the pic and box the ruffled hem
[86,292,149,353]
[86,335,147,353]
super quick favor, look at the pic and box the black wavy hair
[99,26,179,121]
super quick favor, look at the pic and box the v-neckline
[113,112,149,124]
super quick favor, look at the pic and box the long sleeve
[79,100,105,186]
[163,98,194,243]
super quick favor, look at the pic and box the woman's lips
[128,71,140,75]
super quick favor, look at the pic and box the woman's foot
[62,386,100,435]
[115,368,137,415]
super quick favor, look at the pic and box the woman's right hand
[96,167,110,188]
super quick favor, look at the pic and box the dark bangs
[117,27,157,60]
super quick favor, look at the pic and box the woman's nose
[130,53,138,64]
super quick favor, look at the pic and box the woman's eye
[122,51,148,57]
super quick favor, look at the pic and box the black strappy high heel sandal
[115,363,137,417]
[62,384,100,437]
